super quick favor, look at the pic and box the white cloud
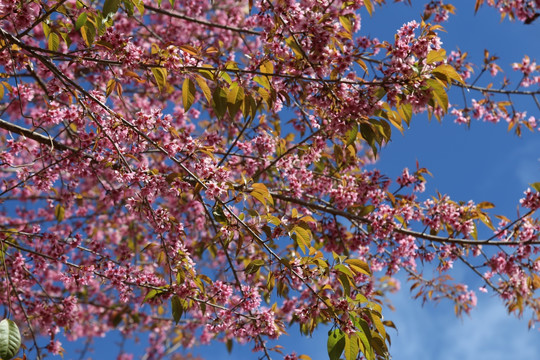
[386,288,540,360]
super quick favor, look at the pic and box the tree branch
[270,191,540,246]
[0,118,77,152]
[144,5,260,35]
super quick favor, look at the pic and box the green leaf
[0,319,21,360]
[103,0,121,17]
[360,122,378,156]
[266,271,275,291]
[122,0,134,16]
[212,205,227,224]
[182,78,196,112]
[354,317,374,357]
[171,295,183,324]
[81,21,96,46]
[371,333,387,357]
[530,182,540,192]
[334,263,354,278]
[212,87,228,119]
[245,259,265,274]
[96,12,108,36]
[143,289,159,303]
[345,124,358,146]
[60,31,71,48]
[327,328,346,360]
[75,12,88,30]
[243,94,257,120]
[143,287,168,303]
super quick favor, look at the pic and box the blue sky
[351,2,540,360]
[56,1,540,359]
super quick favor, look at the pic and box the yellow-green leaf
[48,32,60,52]
[344,333,360,360]
[292,225,311,253]
[339,15,352,34]
[132,0,145,14]
[42,22,51,38]
[432,64,464,84]
[151,67,168,93]
[396,102,412,126]
[477,201,495,209]
[227,82,244,119]
[426,78,448,112]
[182,77,196,112]
[179,44,199,56]
[345,259,371,276]
[55,204,65,222]
[370,313,386,340]
[345,124,358,146]
[260,60,274,75]
[426,48,446,64]
[251,183,274,206]
[285,36,304,59]
[194,74,212,103]
[254,75,271,90]
[364,0,374,16]
[106,79,116,97]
